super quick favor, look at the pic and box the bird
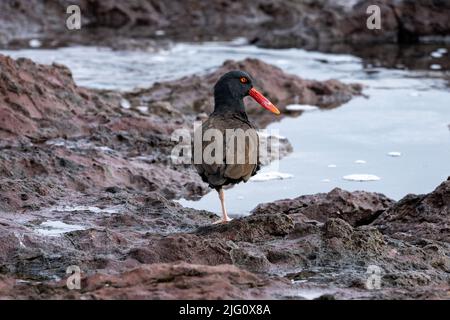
[193,70,280,224]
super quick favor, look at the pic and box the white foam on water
[343,174,380,182]
[286,104,319,112]
[136,106,149,113]
[29,39,42,48]
[155,30,165,36]
[96,146,114,152]
[409,91,421,97]
[230,37,248,46]
[52,205,119,214]
[291,279,308,284]
[354,160,367,164]
[387,151,401,157]
[45,139,65,147]
[275,59,289,65]
[120,98,131,109]
[327,164,337,168]
[430,64,442,70]
[45,139,114,153]
[321,179,331,183]
[35,220,86,237]
[151,56,167,62]
[16,280,31,284]
[250,171,293,182]
[430,51,444,58]
[294,289,335,300]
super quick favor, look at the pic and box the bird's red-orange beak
[249,88,280,115]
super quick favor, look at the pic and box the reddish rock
[128,233,233,266]
[373,177,450,242]
[0,263,287,300]
[1,1,449,49]
[196,214,295,243]
[251,188,395,226]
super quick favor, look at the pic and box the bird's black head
[213,70,280,116]
[213,70,253,111]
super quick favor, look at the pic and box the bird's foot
[213,217,233,224]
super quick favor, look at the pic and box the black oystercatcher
[194,71,280,223]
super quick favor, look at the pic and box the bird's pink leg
[214,188,232,224]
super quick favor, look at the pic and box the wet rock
[0,54,358,212]
[0,183,449,299]
[0,53,205,204]
[0,262,288,299]
[383,271,433,288]
[230,244,272,273]
[128,233,232,266]
[373,177,450,243]
[0,55,98,141]
[195,214,295,243]
[323,218,353,239]
[252,188,394,226]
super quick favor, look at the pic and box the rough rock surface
[373,178,450,243]
[0,263,288,300]
[1,182,450,299]
[1,0,449,49]
[252,188,395,226]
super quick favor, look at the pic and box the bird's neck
[213,91,248,118]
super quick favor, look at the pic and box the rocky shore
[0,177,449,299]
[1,54,415,299]
[0,0,449,301]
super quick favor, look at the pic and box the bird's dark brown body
[192,70,280,223]
[194,112,260,190]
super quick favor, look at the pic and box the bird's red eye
[240,77,248,84]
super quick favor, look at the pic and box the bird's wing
[222,119,259,181]
[193,115,259,188]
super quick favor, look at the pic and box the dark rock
[373,178,450,242]
[323,218,354,239]
[252,188,394,226]
[195,214,295,243]
[128,233,232,266]
[0,262,288,299]
[230,244,272,273]
[1,1,449,49]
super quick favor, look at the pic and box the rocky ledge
[0,180,449,299]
